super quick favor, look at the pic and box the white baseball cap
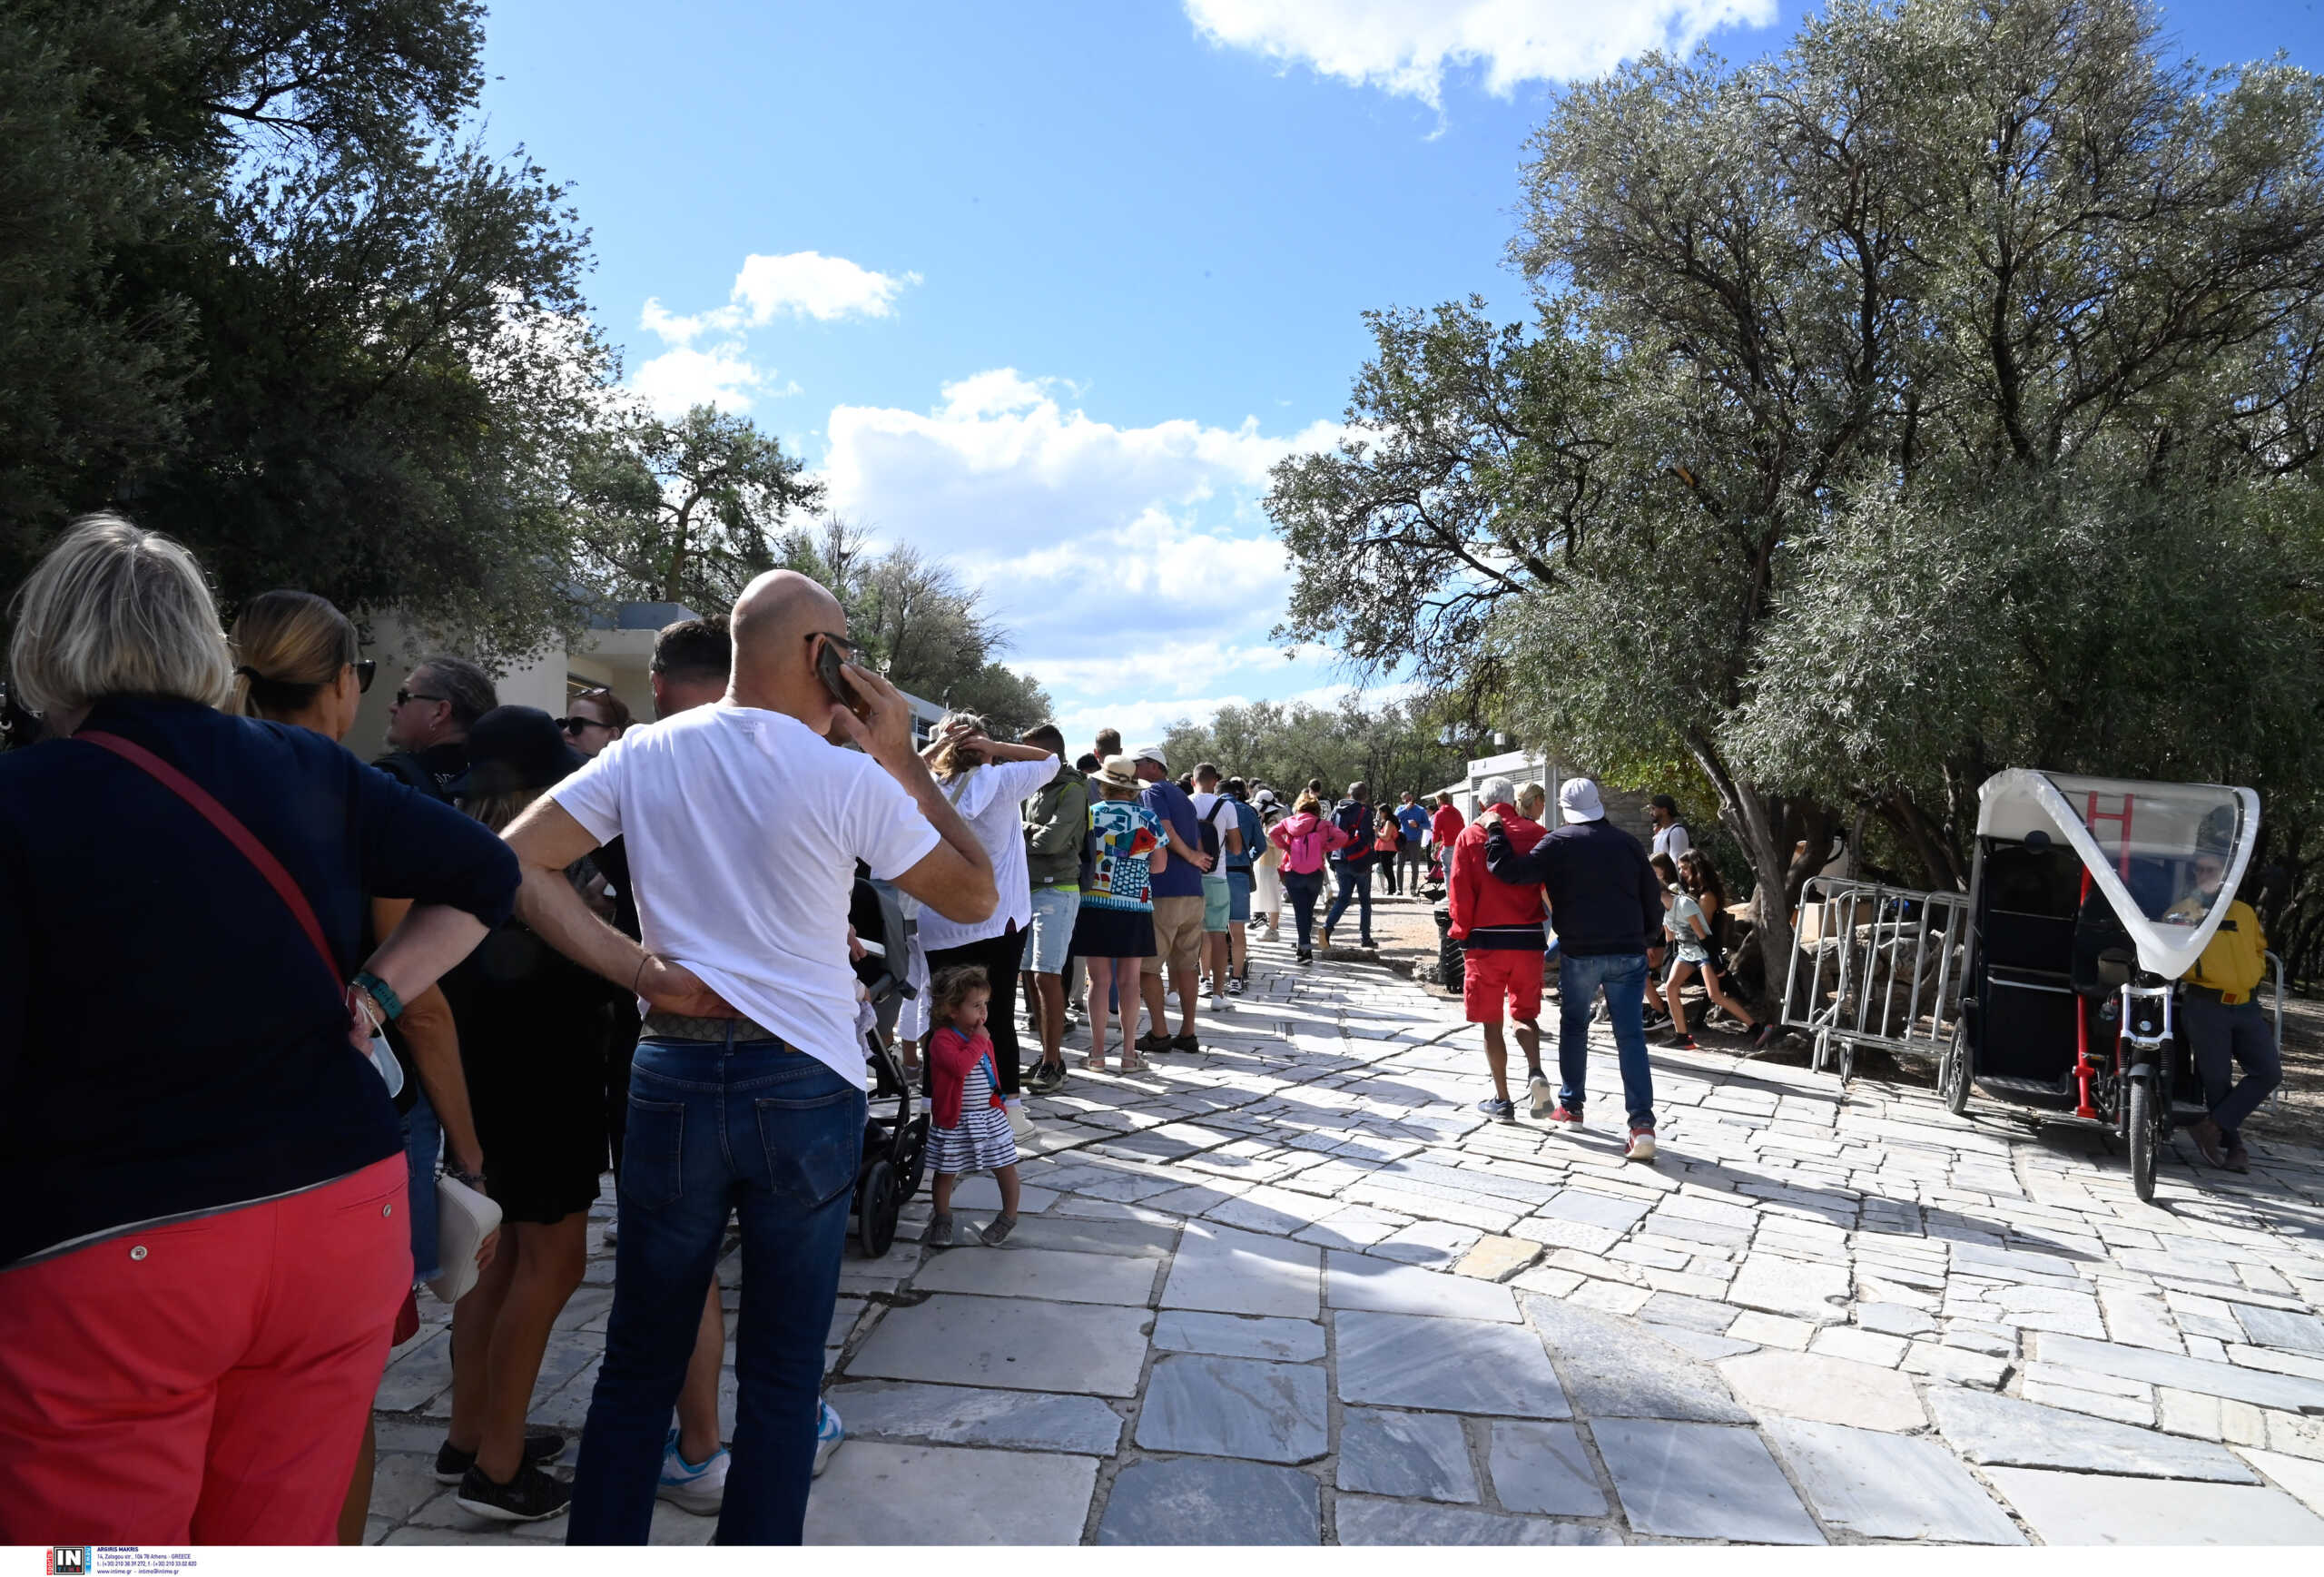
[1559,777,1606,823]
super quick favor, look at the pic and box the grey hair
[415,655,497,730]
[7,514,234,716]
[1480,776,1517,807]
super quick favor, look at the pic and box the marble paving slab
[1325,1251,1519,1322]
[1763,1418,2023,1543]
[1926,1387,2257,1483]
[1333,1497,1618,1545]
[826,1380,1125,1455]
[2034,1333,2324,1413]
[1590,1418,1824,1544]
[1336,1408,1479,1503]
[803,1442,1097,1544]
[910,1245,1158,1306]
[1135,1354,1329,1464]
[1486,1422,1609,1518]
[845,1295,1149,1396]
[1152,1310,1328,1364]
[1334,1309,1571,1418]
[1523,1294,1753,1424]
[1984,1467,2324,1545]
[1096,1458,1321,1545]
[1162,1222,1323,1318]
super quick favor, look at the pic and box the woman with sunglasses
[229,589,501,1541]
[560,687,632,758]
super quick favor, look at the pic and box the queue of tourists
[3,514,2280,1549]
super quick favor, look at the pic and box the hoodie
[1022,762,1089,891]
[1270,810,1352,875]
[1482,816,1663,957]
[1448,803,1548,949]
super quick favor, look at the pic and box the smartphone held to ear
[816,636,871,717]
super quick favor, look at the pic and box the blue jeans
[1282,870,1325,952]
[401,1089,442,1284]
[1323,861,1374,941]
[568,1037,865,1546]
[1555,951,1656,1129]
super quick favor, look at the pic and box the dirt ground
[1331,876,2324,1153]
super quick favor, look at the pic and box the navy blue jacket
[1482,816,1664,957]
[0,696,519,1267]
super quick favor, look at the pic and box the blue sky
[476,0,2320,740]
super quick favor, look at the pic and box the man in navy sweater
[1480,777,1666,1161]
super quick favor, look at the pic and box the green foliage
[0,0,614,663]
[577,404,822,612]
[1268,0,2324,991]
[1160,695,1483,803]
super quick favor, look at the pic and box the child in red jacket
[925,967,1020,1247]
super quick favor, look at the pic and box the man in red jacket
[1448,777,1550,1120]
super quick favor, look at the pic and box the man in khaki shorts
[1132,745,1210,1054]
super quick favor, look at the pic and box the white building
[349,602,945,757]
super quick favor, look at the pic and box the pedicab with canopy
[1935,770,2280,1201]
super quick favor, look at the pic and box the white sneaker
[814,1400,844,1477]
[1006,1099,1036,1140]
[1209,992,1228,1012]
[1528,1072,1554,1119]
[656,1427,729,1514]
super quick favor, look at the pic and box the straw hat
[1092,754,1143,793]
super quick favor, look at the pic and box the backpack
[1285,820,1326,870]
[1332,800,1371,861]
[1195,796,1224,866]
[1230,798,1264,869]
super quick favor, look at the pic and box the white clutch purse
[428,1172,502,1304]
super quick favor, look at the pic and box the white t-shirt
[917,755,1059,954]
[551,703,940,1081]
[1653,821,1692,862]
[1190,791,1240,880]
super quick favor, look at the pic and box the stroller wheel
[856,1159,898,1259]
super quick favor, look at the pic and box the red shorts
[0,1156,410,1545]
[1463,949,1544,1024]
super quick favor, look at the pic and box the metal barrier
[1780,877,1969,1081]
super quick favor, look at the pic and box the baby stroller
[848,878,929,1257]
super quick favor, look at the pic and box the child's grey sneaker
[928,1212,955,1247]
[978,1214,1017,1247]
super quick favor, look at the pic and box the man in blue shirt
[1133,745,1210,1053]
[1394,791,1433,894]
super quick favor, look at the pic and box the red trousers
[0,1156,409,1545]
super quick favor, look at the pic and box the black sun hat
[466,705,585,796]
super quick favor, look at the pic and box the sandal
[1118,1054,1149,1075]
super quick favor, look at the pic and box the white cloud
[817,370,1356,724]
[630,342,773,416]
[1184,0,1774,106]
[628,251,916,412]
[733,251,920,323]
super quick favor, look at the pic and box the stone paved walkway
[368,930,2324,1545]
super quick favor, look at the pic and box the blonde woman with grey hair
[0,516,521,1545]
[916,710,1060,1103]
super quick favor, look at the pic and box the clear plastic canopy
[1975,771,2259,980]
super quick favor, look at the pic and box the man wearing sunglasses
[377,655,498,803]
